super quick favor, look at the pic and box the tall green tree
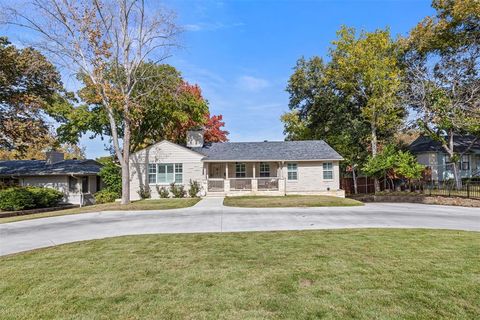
[0,37,71,158]
[329,27,405,191]
[283,27,405,193]
[402,0,480,188]
[57,63,210,154]
[6,0,180,204]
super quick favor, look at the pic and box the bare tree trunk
[371,125,380,193]
[452,162,462,190]
[121,117,131,204]
[352,166,358,195]
[445,130,462,190]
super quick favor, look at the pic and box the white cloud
[236,76,270,92]
[183,22,244,32]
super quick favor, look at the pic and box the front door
[210,163,225,179]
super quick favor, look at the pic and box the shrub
[0,188,36,211]
[94,190,118,204]
[0,187,63,211]
[138,185,151,199]
[170,183,186,198]
[188,180,201,198]
[97,157,122,196]
[27,187,63,208]
[156,185,170,198]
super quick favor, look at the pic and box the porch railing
[257,178,279,191]
[230,178,252,191]
[208,179,224,192]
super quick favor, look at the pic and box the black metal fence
[343,177,480,200]
[421,182,480,199]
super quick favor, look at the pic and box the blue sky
[3,0,434,158]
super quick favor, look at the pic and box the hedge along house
[129,130,345,199]
[0,152,103,205]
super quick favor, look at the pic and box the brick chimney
[45,151,65,164]
[186,129,204,148]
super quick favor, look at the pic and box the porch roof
[190,140,343,161]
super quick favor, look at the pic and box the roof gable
[130,140,205,158]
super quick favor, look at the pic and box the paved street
[1,200,479,256]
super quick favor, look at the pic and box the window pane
[165,164,172,183]
[148,174,156,184]
[236,163,246,177]
[287,163,297,180]
[323,171,333,180]
[175,163,183,173]
[175,174,182,183]
[323,162,332,170]
[260,162,270,177]
[157,164,166,183]
[148,164,156,174]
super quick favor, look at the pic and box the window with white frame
[287,163,297,180]
[148,163,183,184]
[236,162,246,177]
[461,155,470,171]
[259,162,270,177]
[148,164,156,184]
[174,163,183,183]
[323,162,333,180]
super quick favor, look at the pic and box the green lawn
[1,229,478,319]
[0,198,200,224]
[224,195,363,207]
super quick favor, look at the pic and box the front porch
[205,162,285,196]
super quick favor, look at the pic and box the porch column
[252,162,258,193]
[225,162,229,179]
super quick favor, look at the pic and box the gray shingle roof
[0,159,102,176]
[190,140,343,161]
[409,135,480,154]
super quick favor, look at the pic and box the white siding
[19,175,91,205]
[283,161,341,194]
[129,141,205,200]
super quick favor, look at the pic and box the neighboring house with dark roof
[129,130,345,199]
[408,135,480,182]
[0,152,103,205]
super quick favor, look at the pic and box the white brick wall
[283,161,341,194]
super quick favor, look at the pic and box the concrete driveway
[1,199,479,256]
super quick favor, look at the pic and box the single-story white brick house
[129,130,345,199]
[0,152,102,205]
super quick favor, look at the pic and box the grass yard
[224,195,363,207]
[1,229,478,319]
[0,198,200,224]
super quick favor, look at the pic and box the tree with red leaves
[204,114,229,143]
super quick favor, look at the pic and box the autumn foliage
[164,81,229,144]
